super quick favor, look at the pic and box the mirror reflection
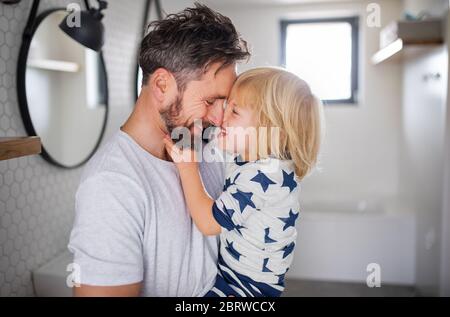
[24,10,108,168]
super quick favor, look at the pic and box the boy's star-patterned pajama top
[205,157,301,297]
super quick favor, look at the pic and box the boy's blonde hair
[232,67,324,180]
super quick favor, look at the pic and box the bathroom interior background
[0,0,449,296]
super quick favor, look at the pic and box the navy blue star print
[221,200,235,219]
[231,189,256,212]
[276,274,285,285]
[212,203,235,232]
[276,268,289,285]
[223,178,232,191]
[234,155,248,166]
[262,258,272,272]
[235,224,246,235]
[250,170,276,192]
[264,228,277,243]
[281,170,297,192]
[282,242,295,258]
[278,209,299,231]
[208,158,301,297]
[225,240,242,261]
[223,172,241,191]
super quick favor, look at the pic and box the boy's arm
[163,135,221,236]
[178,164,221,236]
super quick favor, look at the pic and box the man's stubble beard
[160,93,202,150]
[159,93,185,134]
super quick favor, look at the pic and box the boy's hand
[163,135,198,167]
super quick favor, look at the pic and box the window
[281,17,359,104]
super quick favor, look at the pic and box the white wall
[442,10,450,298]
[401,46,447,296]
[400,0,449,297]
[290,209,416,284]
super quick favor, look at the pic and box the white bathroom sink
[32,250,74,297]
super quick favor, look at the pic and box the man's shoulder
[75,131,152,207]
[75,131,148,214]
[80,130,141,184]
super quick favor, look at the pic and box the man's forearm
[73,282,142,297]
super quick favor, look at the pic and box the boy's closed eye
[226,101,240,115]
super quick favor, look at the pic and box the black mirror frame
[17,7,109,169]
[134,0,162,101]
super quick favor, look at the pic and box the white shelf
[371,39,443,65]
[372,19,443,65]
[372,39,404,65]
[27,59,80,73]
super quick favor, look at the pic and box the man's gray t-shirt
[68,130,224,296]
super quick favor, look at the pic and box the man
[68,4,249,296]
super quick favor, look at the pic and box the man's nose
[206,100,225,127]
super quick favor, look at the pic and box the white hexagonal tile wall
[1,0,144,296]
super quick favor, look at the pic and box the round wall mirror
[18,9,108,168]
[135,0,163,100]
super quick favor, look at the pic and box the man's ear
[149,68,177,103]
